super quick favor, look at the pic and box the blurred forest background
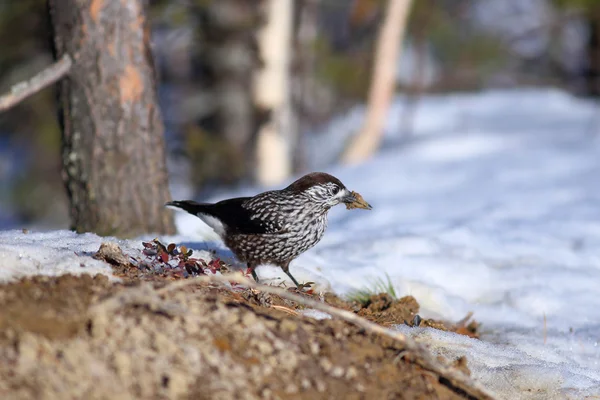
[1,0,599,230]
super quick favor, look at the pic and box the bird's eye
[332,186,341,195]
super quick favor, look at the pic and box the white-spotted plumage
[227,188,331,265]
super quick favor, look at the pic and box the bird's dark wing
[213,196,286,235]
[168,197,285,235]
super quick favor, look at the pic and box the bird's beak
[343,190,372,210]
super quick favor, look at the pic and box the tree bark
[341,0,413,165]
[49,0,175,236]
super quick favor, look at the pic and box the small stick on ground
[157,274,496,400]
[0,54,72,112]
[456,311,474,327]
[271,304,299,316]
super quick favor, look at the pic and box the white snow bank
[0,230,219,282]
[394,324,600,399]
[0,230,115,281]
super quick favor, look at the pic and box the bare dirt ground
[0,243,491,400]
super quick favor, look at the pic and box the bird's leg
[280,261,301,288]
[247,263,259,282]
[284,271,301,288]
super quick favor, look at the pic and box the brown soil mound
[0,274,490,400]
[100,241,480,338]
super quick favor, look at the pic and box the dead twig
[0,54,72,112]
[456,311,474,327]
[271,304,299,316]
[158,274,496,400]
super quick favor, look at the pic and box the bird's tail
[165,200,211,216]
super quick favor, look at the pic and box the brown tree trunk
[49,0,175,236]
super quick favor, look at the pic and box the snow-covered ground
[1,89,599,398]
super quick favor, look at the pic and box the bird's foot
[295,281,315,292]
[282,270,316,292]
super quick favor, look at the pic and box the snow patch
[300,309,332,320]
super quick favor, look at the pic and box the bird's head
[285,172,372,211]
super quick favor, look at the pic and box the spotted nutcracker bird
[166,172,372,286]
